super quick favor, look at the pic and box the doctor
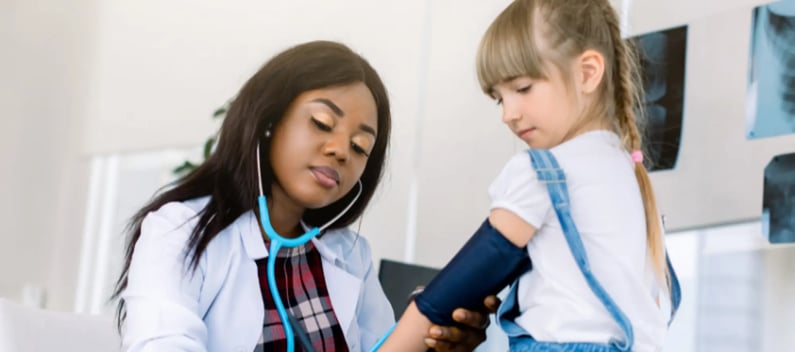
[113,41,496,352]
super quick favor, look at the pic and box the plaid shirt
[254,240,349,352]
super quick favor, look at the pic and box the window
[75,148,199,314]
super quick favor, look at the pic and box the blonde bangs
[476,0,548,96]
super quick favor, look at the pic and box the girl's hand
[423,295,500,352]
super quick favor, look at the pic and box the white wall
[1,0,97,310]
[647,2,793,233]
[1,0,793,318]
[79,0,441,270]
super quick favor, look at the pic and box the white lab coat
[121,197,395,352]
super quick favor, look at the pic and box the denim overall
[496,149,682,351]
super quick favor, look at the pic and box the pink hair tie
[631,150,644,163]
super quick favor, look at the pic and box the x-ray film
[747,0,795,139]
[631,26,688,171]
[762,152,795,244]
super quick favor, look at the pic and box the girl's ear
[576,49,606,94]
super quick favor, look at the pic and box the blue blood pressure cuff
[414,219,531,326]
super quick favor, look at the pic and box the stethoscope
[257,144,397,352]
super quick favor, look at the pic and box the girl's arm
[488,208,538,246]
[378,209,536,351]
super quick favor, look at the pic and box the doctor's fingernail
[430,327,442,337]
[424,338,437,347]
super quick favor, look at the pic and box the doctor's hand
[423,295,500,352]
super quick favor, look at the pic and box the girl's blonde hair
[477,0,669,288]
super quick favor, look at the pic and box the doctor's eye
[350,135,372,157]
[311,116,333,132]
[351,142,369,157]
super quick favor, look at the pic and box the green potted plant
[172,100,231,176]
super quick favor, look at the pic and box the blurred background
[1,0,794,351]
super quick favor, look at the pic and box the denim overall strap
[666,253,682,324]
[528,149,634,351]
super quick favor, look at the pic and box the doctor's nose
[322,135,349,163]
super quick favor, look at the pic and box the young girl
[380,1,681,351]
[113,41,495,352]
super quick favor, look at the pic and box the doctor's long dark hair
[111,41,392,328]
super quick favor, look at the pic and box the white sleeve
[488,152,552,229]
[354,237,396,350]
[122,202,208,352]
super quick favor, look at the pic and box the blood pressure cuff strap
[414,219,531,326]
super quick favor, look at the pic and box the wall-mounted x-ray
[630,26,688,171]
[762,152,795,243]
[747,0,795,139]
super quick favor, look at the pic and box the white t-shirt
[489,130,669,351]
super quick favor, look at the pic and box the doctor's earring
[264,124,273,138]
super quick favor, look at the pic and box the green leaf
[203,137,216,159]
[175,100,231,176]
[173,161,197,176]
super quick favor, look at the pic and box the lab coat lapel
[312,238,361,335]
